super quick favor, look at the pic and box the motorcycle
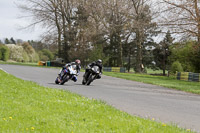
[55,64,77,85]
[82,65,100,85]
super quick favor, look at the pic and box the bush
[169,41,197,72]
[0,45,10,61]
[39,49,54,61]
[170,61,183,74]
[6,44,24,62]
[0,47,2,59]
[5,44,39,63]
[21,42,39,62]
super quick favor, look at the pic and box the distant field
[0,70,192,132]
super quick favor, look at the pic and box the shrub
[170,61,183,74]
[5,44,39,63]
[169,41,198,72]
[0,47,2,59]
[6,44,24,61]
[21,42,39,62]
[0,45,10,61]
[39,49,54,61]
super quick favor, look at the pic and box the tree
[100,0,129,67]
[4,38,10,44]
[0,44,2,59]
[18,0,63,59]
[130,0,158,73]
[169,41,199,72]
[17,0,159,68]
[39,49,54,61]
[16,39,23,44]
[0,45,10,61]
[21,42,39,62]
[170,61,183,74]
[153,31,174,75]
[21,42,34,54]
[160,0,200,45]
[10,37,16,44]
[6,44,25,62]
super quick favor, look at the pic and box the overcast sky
[0,0,43,42]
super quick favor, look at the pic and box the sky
[0,0,44,42]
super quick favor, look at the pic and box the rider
[84,59,102,79]
[63,59,81,82]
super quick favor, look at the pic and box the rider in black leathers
[84,59,102,80]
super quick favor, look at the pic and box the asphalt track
[1,64,200,132]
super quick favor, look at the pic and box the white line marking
[0,68,9,74]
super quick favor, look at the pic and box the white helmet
[97,59,102,64]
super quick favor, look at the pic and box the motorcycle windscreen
[93,66,100,73]
[70,65,77,74]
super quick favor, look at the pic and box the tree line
[0,38,54,63]
[2,0,200,74]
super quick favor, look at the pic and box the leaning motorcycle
[55,64,77,85]
[82,66,100,85]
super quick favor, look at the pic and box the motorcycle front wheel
[86,74,93,85]
[55,77,59,84]
[82,80,86,85]
[60,74,69,85]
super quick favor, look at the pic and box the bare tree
[96,0,132,67]
[129,0,158,73]
[17,0,159,68]
[159,0,200,44]
[18,0,63,57]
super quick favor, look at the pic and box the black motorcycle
[55,64,77,85]
[82,66,100,85]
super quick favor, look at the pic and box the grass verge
[0,70,192,132]
[103,72,200,94]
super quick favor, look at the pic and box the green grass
[127,68,165,74]
[103,72,200,94]
[146,69,165,74]
[0,70,192,133]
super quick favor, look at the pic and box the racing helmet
[97,59,102,65]
[75,59,81,65]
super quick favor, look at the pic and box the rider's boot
[72,76,77,82]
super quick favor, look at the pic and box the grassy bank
[0,70,192,132]
[103,72,200,94]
